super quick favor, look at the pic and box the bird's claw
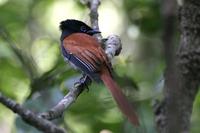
[74,82,81,88]
[74,75,92,92]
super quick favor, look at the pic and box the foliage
[0,0,199,133]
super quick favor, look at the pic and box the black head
[60,19,101,36]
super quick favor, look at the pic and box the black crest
[59,19,92,32]
[59,19,100,40]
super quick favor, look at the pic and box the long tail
[100,70,139,126]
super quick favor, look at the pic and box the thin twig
[88,0,102,40]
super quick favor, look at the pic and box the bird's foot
[74,74,92,92]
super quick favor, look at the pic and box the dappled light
[0,0,200,133]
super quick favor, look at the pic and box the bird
[59,19,139,126]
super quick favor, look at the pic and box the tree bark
[0,93,66,133]
[155,1,200,133]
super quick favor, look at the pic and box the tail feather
[100,71,139,126]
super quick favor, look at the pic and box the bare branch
[40,75,91,120]
[0,92,66,133]
[88,0,102,40]
[39,0,122,121]
[104,35,122,61]
[40,35,122,120]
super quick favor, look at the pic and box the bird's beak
[87,29,101,35]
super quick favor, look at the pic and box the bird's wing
[62,33,111,74]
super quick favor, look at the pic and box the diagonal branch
[0,0,122,131]
[39,0,122,121]
[40,75,91,120]
[40,36,122,121]
[0,92,66,133]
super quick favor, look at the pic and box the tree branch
[0,0,122,132]
[0,92,66,133]
[39,0,122,121]
[40,75,91,120]
[88,0,102,40]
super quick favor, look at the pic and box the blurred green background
[0,0,200,133]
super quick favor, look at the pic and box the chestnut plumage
[60,19,139,126]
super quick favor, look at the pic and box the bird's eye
[80,26,87,32]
